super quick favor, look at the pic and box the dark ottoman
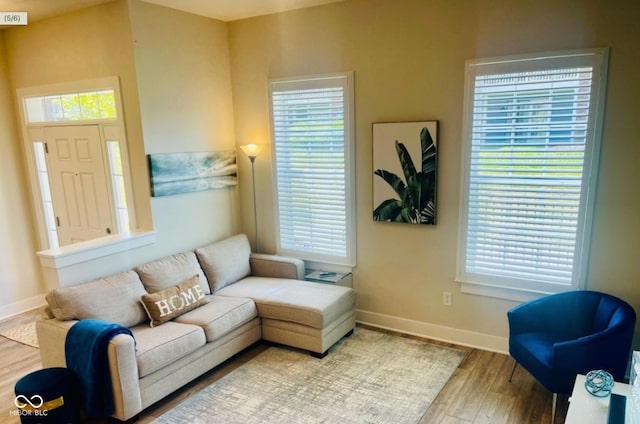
[14,367,80,424]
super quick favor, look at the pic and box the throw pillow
[140,275,209,327]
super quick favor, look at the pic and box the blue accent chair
[508,290,636,423]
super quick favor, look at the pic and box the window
[457,49,609,298]
[33,141,59,249]
[107,140,130,233]
[24,89,117,123]
[269,73,356,267]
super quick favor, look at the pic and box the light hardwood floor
[0,313,568,424]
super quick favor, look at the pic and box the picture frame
[372,121,438,225]
[147,150,237,197]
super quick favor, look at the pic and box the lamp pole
[240,144,262,252]
[249,155,258,251]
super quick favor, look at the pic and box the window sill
[36,230,157,269]
[304,259,354,275]
[459,280,551,303]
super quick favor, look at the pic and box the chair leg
[508,359,518,382]
[551,393,557,424]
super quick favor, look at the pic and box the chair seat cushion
[510,332,557,367]
[174,295,258,342]
[131,322,205,378]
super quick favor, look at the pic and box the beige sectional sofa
[36,234,356,421]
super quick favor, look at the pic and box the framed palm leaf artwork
[373,121,438,224]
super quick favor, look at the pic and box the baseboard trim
[356,309,508,354]
[0,295,46,321]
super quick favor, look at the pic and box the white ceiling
[0,0,113,23]
[0,0,344,25]
[141,0,345,22]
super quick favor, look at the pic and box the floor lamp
[240,144,262,252]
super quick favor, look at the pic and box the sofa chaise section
[216,277,355,356]
[195,235,356,357]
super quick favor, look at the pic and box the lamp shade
[240,144,262,159]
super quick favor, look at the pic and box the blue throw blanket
[65,319,134,417]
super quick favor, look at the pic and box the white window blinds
[457,49,608,295]
[269,73,356,266]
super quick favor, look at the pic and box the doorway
[44,125,116,245]
[18,77,135,249]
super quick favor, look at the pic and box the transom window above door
[24,89,117,123]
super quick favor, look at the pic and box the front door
[44,125,115,245]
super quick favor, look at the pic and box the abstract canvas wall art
[148,150,237,197]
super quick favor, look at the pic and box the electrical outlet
[442,291,453,306]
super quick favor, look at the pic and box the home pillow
[140,275,209,327]
[195,234,252,292]
[135,250,210,295]
[45,270,148,327]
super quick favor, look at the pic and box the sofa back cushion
[195,234,251,292]
[135,251,210,295]
[45,270,148,327]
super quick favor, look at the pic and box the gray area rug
[154,328,467,424]
[0,322,38,348]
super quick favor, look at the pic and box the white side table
[565,374,631,423]
[304,270,352,287]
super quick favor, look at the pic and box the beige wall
[5,0,152,232]
[0,0,240,315]
[0,32,45,316]
[128,0,240,251]
[2,0,157,294]
[228,0,640,350]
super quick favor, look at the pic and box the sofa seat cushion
[214,277,294,299]
[174,296,258,342]
[216,277,356,330]
[131,322,205,378]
